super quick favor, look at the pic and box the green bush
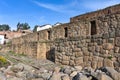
[107,55,113,60]
[0,56,7,64]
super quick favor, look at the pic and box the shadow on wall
[46,47,55,62]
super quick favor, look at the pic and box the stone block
[102,43,113,50]
[64,42,69,47]
[109,31,115,38]
[74,66,82,71]
[88,46,95,52]
[74,57,83,65]
[61,75,70,80]
[86,39,91,43]
[83,56,89,62]
[92,56,98,61]
[75,52,83,57]
[105,50,109,54]
[69,60,75,66]
[103,58,114,67]
[70,71,77,77]
[82,47,89,56]
[115,28,120,37]
[91,61,97,69]
[114,47,119,53]
[57,55,62,60]
[104,67,120,80]
[97,73,113,80]
[88,56,93,61]
[89,52,93,56]
[97,39,103,45]
[83,51,89,56]
[73,48,81,52]
[102,33,109,39]
[88,43,94,46]
[115,37,120,47]
[118,57,120,63]
[77,43,83,48]
[95,46,101,52]
[108,38,114,44]
[69,57,75,61]
[65,52,73,56]
[100,49,106,54]
[85,61,92,67]
[93,52,100,56]
[97,57,103,68]
[62,55,70,61]
[62,61,69,65]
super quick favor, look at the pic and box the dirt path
[0,52,57,70]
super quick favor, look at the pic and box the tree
[0,24,10,31]
[23,23,30,30]
[17,22,20,30]
[33,25,39,32]
[17,22,30,30]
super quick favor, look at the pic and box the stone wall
[54,35,120,70]
[11,42,37,58]
[70,4,120,22]
[8,4,120,69]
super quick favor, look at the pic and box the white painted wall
[37,24,52,31]
[0,35,4,44]
[53,22,62,27]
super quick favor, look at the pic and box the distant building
[0,35,5,44]
[0,30,33,44]
[18,29,33,35]
[53,22,62,27]
[37,24,52,31]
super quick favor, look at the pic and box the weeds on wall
[107,55,113,60]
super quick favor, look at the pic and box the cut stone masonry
[7,4,120,70]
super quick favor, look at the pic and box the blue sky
[0,0,120,30]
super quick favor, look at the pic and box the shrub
[0,56,10,67]
[0,56,7,64]
[107,55,113,60]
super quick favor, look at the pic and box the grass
[107,55,113,60]
[0,55,10,67]
[8,51,27,56]
[0,56,7,64]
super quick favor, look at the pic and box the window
[91,20,97,35]
[4,34,7,39]
[22,31,25,33]
[48,31,50,40]
[108,9,111,14]
[64,27,68,37]
[37,33,39,40]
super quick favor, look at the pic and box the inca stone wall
[54,35,119,69]
[70,4,120,22]
[9,4,120,69]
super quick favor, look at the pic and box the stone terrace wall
[11,42,37,57]
[8,4,120,69]
[70,4,120,22]
[51,22,89,39]
[54,35,120,70]
[11,32,37,44]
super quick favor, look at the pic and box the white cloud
[33,0,120,15]
[33,1,78,13]
[33,1,62,12]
